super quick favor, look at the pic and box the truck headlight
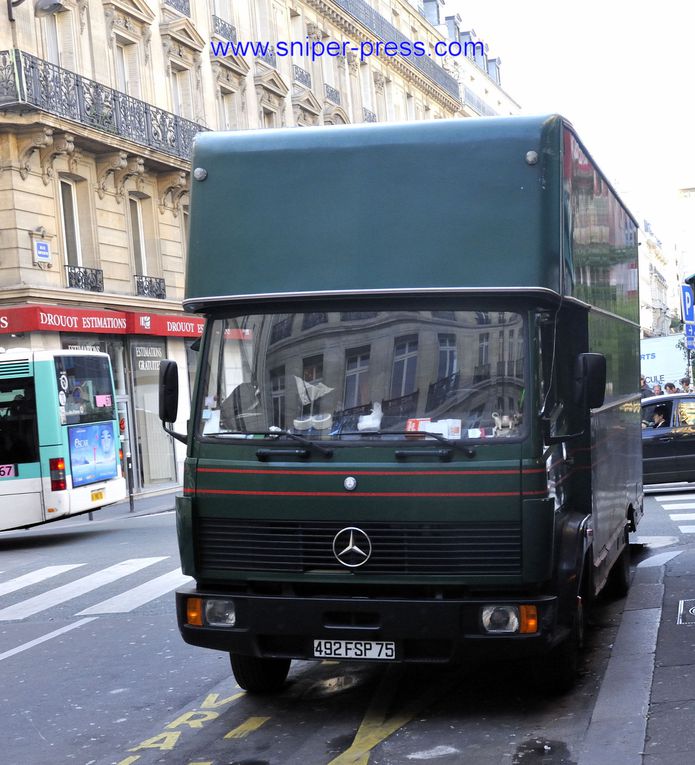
[204,598,237,627]
[480,604,538,634]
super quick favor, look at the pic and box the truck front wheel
[230,653,291,693]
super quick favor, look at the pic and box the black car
[642,393,695,484]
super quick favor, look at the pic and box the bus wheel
[229,653,291,694]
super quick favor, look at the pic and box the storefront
[0,303,203,494]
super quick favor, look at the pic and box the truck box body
[168,115,642,686]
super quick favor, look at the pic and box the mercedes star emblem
[332,527,372,568]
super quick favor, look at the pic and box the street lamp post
[7,0,27,23]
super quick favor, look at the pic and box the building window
[44,11,77,70]
[129,195,147,275]
[217,88,240,130]
[391,335,418,398]
[115,40,141,98]
[344,348,370,409]
[478,332,489,365]
[269,366,285,427]
[59,179,81,267]
[171,65,193,119]
[437,334,457,380]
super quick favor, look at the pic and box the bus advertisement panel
[68,423,119,488]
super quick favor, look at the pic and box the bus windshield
[0,377,39,464]
[55,355,117,425]
[198,309,526,441]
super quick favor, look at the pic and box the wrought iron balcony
[332,0,460,101]
[66,265,104,293]
[293,64,312,89]
[212,15,237,42]
[0,49,205,162]
[257,47,277,68]
[164,0,190,16]
[135,275,166,300]
[362,107,377,123]
[462,85,497,117]
[324,84,340,105]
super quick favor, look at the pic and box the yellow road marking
[224,716,271,739]
[166,711,219,729]
[116,757,141,765]
[201,691,245,709]
[328,667,459,765]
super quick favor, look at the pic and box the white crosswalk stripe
[0,557,167,621]
[655,494,695,535]
[0,564,85,597]
[76,568,190,615]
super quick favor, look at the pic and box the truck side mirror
[159,359,179,424]
[574,353,606,409]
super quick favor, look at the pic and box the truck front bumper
[175,583,562,663]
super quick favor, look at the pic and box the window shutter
[125,43,142,99]
[57,12,77,71]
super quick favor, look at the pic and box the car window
[676,400,695,426]
[641,401,673,429]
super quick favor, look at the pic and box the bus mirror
[159,359,179,424]
[574,353,606,409]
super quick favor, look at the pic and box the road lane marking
[0,557,167,620]
[637,551,683,568]
[669,513,695,521]
[660,503,695,510]
[328,666,459,765]
[678,526,695,534]
[0,564,85,596]
[0,617,97,662]
[656,494,695,502]
[76,569,190,615]
[224,716,270,739]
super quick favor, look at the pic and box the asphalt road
[0,487,690,765]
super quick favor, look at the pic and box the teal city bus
[0,348,126,531]
[160,115,642,693]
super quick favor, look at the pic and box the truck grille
[197,518,521,576]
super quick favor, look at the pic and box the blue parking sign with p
[682,285,695,323]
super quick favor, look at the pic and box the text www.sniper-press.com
[210,38,484,62]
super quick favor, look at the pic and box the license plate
[91,489,104,502]
[313,639,396,660]
[0,464,16,478]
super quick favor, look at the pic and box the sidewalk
[579,545,695,764]
[96,486,180,521]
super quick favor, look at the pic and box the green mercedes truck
[160,115,642,693]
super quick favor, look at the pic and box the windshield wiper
[255,428,334,458]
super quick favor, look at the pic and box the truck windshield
[198,309,526,441]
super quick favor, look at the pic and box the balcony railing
[257,47,277,68]
[66,265,104,293]
[212,15,237,42]
[164,0,190,16]
[324,84,341,105]
[362,107,377,123]
[0,49,205,161]
[293,64,312,88]
[332,0,460,101]
[135,275,166,300]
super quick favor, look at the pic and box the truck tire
[542,594,585,695]
[230,653,291,694]
[604,532,631,599]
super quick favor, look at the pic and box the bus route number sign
[0,464,17,478]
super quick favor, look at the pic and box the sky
[449,1,695,251]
